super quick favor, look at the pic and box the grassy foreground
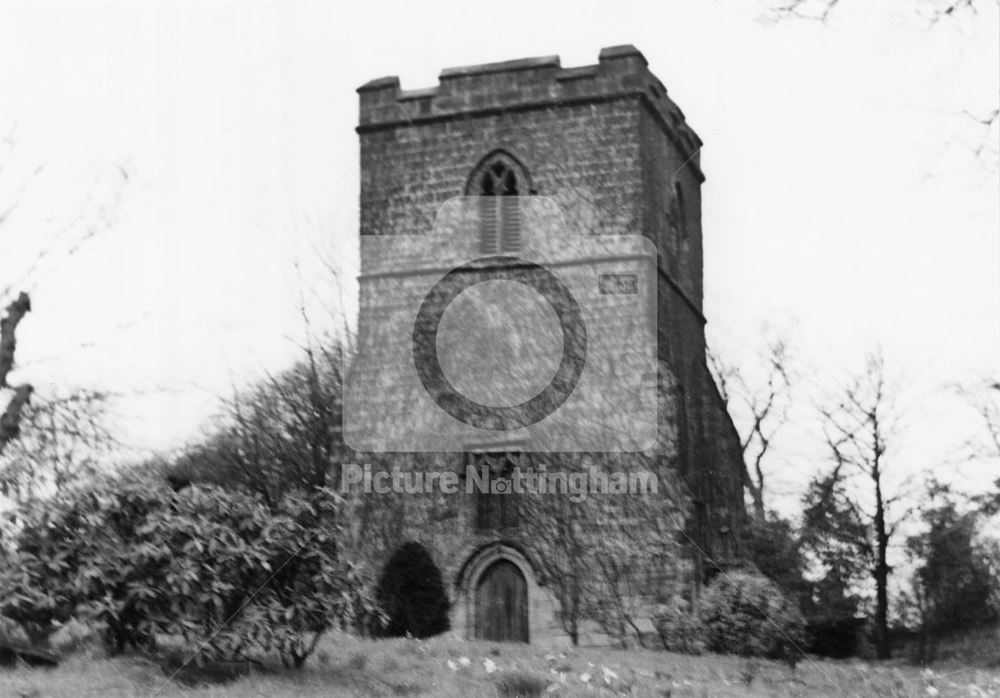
[1,632,998,698]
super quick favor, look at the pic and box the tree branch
[0,292,32,454]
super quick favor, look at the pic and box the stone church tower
[346,45,746,646]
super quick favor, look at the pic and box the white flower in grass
[926,687,939,697]
[483,658,497,674]
[458,656,470,666]
[446,660,458,672]
[580,672,591,683]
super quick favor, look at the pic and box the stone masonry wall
[348,45,747,643]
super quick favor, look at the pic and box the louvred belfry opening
[472,153,526,254]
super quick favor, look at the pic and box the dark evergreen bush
[375,542,450,638]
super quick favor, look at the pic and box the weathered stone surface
[344,45,747,645]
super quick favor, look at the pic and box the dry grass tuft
[494,669,550,697]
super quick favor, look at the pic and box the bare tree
[960,378,1000,514]
[0,388,111,503]
[1,128,127,461]
[769,0,1000,160]
[709,332,794,520]
[806,351,909,659]
[171,336,348,507]
[771,0,996,25]
[966,378,1000,459]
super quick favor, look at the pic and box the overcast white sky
[0,1,997,508]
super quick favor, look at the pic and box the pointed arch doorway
[474,559,529,642]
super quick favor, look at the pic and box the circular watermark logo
[411,255,588,431]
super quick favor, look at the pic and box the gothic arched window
[467,151,530,254]
[480,159,520,196]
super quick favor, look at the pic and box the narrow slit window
[671,182,685,244]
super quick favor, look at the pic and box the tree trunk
[874,469,891,659]
[0,292,33,455]
[744,470,766,521]
[917,622,930,665]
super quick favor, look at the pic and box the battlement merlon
[356,45,703,181]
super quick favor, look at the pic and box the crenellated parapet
[357,45,702,173]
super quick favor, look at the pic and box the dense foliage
[698,571,806,661]
[747,517,810,608]
[168,346,347,507]
[652,593,704,654]
[906,490,1000,665]
[0,475,376,667]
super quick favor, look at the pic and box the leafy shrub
[375,542,450,638]
[145,483,378,667]
[0,474,377,667]
[652,595,704,654]
[0,615,28,645]
[0,476,157,649]
[49,618,98,653]
[698,571,806,661]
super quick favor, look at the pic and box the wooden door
[474,560,528,642]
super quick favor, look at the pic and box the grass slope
[1,633,998,698]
